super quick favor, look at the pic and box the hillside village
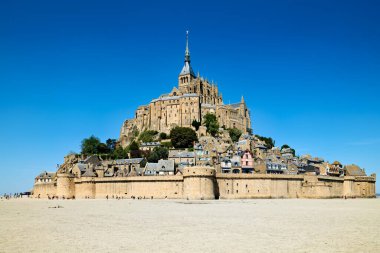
[35,124,371,186]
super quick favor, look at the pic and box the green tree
[203,113,219,137]
[147,147,169,163]
[132,126,139,138]
[281,144,296,156]
[129,140,139,151]
[256,135,275,149]
[106,139,117,152]
[161,141,173,149]
[81,135,101,155]
[97,143,110,154]
[138,130,158,143]
[159,132,168,140]
[129,140,141,158]
[170,127,198,149]
[228,128,243,142]
[112,146,129,159]
[191,120,201,131]
[281,144,290,150]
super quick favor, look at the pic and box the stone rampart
[33,182,56,198]
[217,173,304,199]
[93,175,184,199]
[34,170,376,199]
[75,177,96,199]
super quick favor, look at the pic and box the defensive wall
[33,167,376,200]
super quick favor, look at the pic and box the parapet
[182,166,216,178]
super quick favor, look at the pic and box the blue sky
[0,0,379,194]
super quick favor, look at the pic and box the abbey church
[119,32,252,147]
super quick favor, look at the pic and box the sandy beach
[0,198,379,253]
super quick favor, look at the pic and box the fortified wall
[34,167,376,199]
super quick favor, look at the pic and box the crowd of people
[1,192,30,199]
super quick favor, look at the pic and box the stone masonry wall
[34,170,376,199]
[33,182,56,198]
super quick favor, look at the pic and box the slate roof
[158,159,175,172]
[255,144,267,149]
[145,163,159,171]
[302,165,320,174]
[151,93,198,103]
[226,103,241,109]
[36,171,55,179]
[141,142,161,147]
[180,61,195,76]
[144,160,175,174]
[82,168,96,177]
[77,163,87,173]
[114,158,144,165]
[169,150,195,158]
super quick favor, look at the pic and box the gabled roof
[76,163,87,172]
[36,171,56,179]
[145,163,159,171]
[82,167,96,177]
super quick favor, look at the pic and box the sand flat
[0,198,379,253]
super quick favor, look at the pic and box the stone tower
[56,173,75,199]
[183,166,216,200]
[178,31,195,93]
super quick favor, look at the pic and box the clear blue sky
[0,0,379,194]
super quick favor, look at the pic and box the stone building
[35,171,55,184]
[144,159,175,176]
[119,32,251,147]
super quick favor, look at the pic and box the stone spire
[179,30,195,77]
[241,95,245,104]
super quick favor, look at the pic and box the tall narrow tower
[178,31,195,92]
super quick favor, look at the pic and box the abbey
[119,32,251,147]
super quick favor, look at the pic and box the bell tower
[178,31,195,92]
